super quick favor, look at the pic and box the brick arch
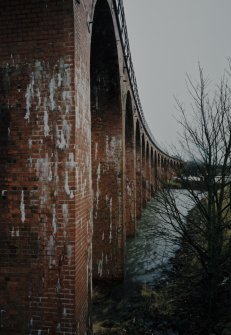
[150,147,155,196]
[161,156,164,180]
[90,0,123,280]
[162,156,167,181]
[135,120,142,219]
[125,91,135,237]
[146,142,151,201]
[154,150,158,191]
[163,157,167,179]
[166,158,169,178]
[141,134,146,208]
[158,153,162,186]
[0,1,182,334]
[157,153,161,171]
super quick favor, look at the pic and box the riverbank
[92,280,180,335]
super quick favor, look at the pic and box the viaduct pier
[0,0,180,333]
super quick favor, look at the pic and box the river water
[93,189,198,334]
[125,189,194,287]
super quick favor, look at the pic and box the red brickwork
[141,135,147,208]
[0,0,180,333]
[150,148,155,196]
[125,93,135,237]
[0,0,91,333]
[91,0,124,281]
[146,143,151,202]
[135,121,142,219]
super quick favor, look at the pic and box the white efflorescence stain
[62,203,69,237]
[64,171,74,199]
[24,59,73,151]
[56,120,71,150]
[43,98,50,137]
[28,138,32,149]
[35,154,51,181]
[52,205,57,235]
[49,77,56,111]
[75,60,89,133]
[11,226,20,237]
[22,59,79,273]
[25,73,35,122]
[68,152,75,169]
[20,190,26,223]
[36,87,41,111]
[48,165,52,182]
[63,307,67,318]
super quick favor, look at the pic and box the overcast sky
[123,0,231,150]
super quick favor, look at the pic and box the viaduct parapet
[0,0,180,333]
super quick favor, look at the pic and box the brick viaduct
[0,0,180,334]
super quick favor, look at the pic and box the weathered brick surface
[0,0,89,333]
[135,121,142,219]
[0,0,180,333]
[91,0,124,281]
[125,93,135,237]
[141,135,147,208]
[150,148,155,196]
[146,143,151,202]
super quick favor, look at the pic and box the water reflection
[125,189,197,286]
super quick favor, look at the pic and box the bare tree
[154,64,231,329]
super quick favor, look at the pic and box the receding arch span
[164,158,167,181]
[125,91,135,237]
[91,0,123,280]
[161,156,164,181]
[125,91,134,141]
[150,147,154,196]
[141,134,146,208]
[146,142,151,201]
[135,120,142,219]
[154,151,158,191]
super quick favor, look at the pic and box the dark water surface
[125,190,195,287]
[93,190,197,334]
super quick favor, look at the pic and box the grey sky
[123,0,231,149]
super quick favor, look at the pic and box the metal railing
[113,0,171,157]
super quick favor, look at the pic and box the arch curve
[91,0,123,280]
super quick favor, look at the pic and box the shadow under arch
[90,0,124,281]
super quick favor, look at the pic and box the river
[93,189,198,334]
[125,189,193,287]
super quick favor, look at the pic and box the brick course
[0,0,179,333]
